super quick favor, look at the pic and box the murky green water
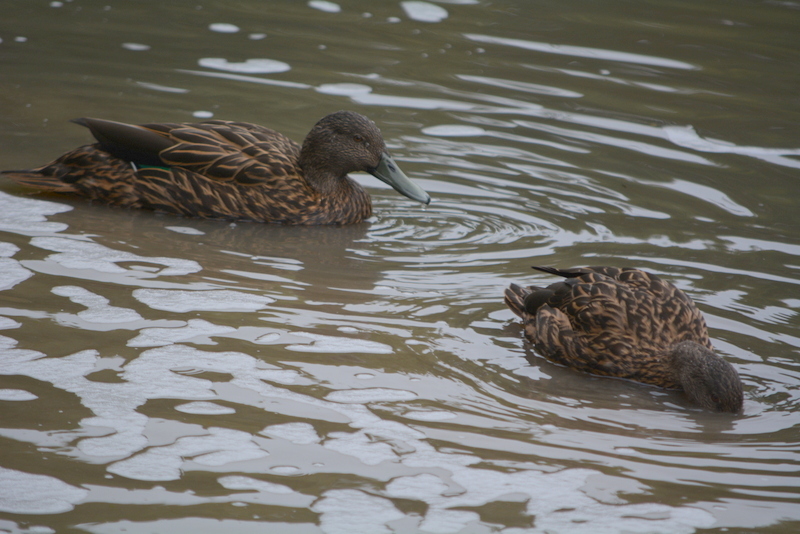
[1,1,799,532]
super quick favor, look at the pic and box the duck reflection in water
[505,266,744,413]
[2,110,430,225]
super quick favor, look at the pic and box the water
[1,1,799,532]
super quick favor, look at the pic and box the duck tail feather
[532,265,587,278]
[504,283,533,318]
[2,169,77,193]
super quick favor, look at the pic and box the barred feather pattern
[2,148,137,199]
[504,266,713,389]
[3,120,373,225]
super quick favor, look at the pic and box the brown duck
[505,266,743,412]
[2,111,431,224]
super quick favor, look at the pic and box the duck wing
[508,266,712,385]
[575,267,711,350]
[69,119,326,222]
[536,269,640,374]
[148,121,301,185]
[77,118,303,187]
[505,269,637,375]
[535,266,711,350]
[71,118,175,166]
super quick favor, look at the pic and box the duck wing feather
[79,119,328,222]
[507,266,713,387]
[139,121,303,187]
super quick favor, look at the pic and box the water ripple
[464,33,698,70]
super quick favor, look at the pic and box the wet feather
[505,266,744,412]
[2,111,430,225]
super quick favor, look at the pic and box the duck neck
[298,152,337,196]
[299,120,352,196]
[297,162,371,224]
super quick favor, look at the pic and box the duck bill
[370,153,431,205]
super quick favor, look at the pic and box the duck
[504,266,744,412]
[1,110,431,225]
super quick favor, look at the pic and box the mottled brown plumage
[2,111,430,224]
[505,266,743,412]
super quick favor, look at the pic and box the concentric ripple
[363,197,560,267]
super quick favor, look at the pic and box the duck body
[2,111,430,225]
[505,266,743,412]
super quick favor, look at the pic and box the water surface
[1,1,799,532]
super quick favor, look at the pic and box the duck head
[300,111,430,204]
[669,341,744,413]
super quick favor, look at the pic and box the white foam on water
[0,243,33,290]
[385,467,715,533]
[30,236,201,276]
[0,520,54,534]
[0,191,71,235]
[0,388,38,401]
[251,368,301,385]
[0,243,20,257]
[316,83,372,96]
[423,124,486,137]
[78,479,315,511]
[174,402,236,415]
[0,317,21,330]
[179,68,311,89]
[135,81,188,93]
[458,74,584,98]
[664,124,800,169]
[322,431,397,466]
[325,388,417,403]
[401,1,448,22]
[52,286,144,324]
[81,345,320,475]
[132,289,274,312]
[128,319,237,347]
[465,33,697,70]
[337,326,360,334]
[313,489,405,534]
[75,518,313,533]
[308,0,341,13]
[403,410,457,421]
[198,57,290,74]
[260,422,320,445]
[254,332,281,343]
[649,178,755,217]
[122,42,150,51]
[0,467,88,514]
[285,333,392,354]
[218,475,295,494]
[164,226,205,235]
[208,23,239,33]
[270,465,301,475]
[0,342,150,458]
[108,427,269,480]
[0,340,718,531]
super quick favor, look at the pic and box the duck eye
[353,134,364,143]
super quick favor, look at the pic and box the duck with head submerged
[2,110,431,225]
[505,266,744,413]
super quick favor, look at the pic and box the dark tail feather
[71,117,172,167]
[532,265,588,278]
[1,169,77,193]
[504,283,533,319]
